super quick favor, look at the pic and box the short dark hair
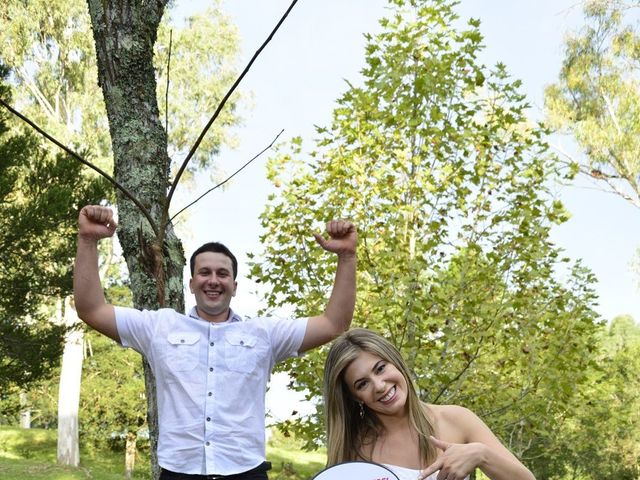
[189,242,238,279]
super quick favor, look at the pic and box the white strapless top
[383,464,470,480]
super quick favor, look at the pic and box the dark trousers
[160,462,271,480]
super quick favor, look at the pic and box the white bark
[125,432,137,479]
[19,391,31,429]
[56,296,84,467]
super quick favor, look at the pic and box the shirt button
[209,367,213,372]
[208,392,213,396]
[206,417,211,422]
[180,339,185,343]
[210,342,214,346]
[205,441,210,446]
[239,340,244,345]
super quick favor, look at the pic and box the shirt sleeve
[114,305,159,355]
[265,316,308,363]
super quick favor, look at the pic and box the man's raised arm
[73,205,119,342]
[300,219,357,352]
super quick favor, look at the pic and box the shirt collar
[188,306,242,323]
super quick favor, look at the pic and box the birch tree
[546,0,640,209]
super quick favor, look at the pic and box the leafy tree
[248,0,601,472]
[1,1,119,464]
[528,315,640,479]
[155,3,243,179]
[545,0,640,208]
[0,0,113,171]
[544,6,640,473]
[0,0,242,178]
[0,63,105,391]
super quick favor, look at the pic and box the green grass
[267,443,325,479]
[0,425,150,480]
[0,426,326,480]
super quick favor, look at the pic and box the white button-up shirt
[115,306,307,475]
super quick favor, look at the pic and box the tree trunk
[125,431,137,479]
[86,2,186,478]
[57,296,83,467]
[57,246,111,467]
[19,392,30,429]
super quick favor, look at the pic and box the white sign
[311,461,400,480]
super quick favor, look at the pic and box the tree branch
[0,98,159,234]
[432,341,482,404]
[600,90,623,137]
[551,142,640,208]
[15,66,57,121]
[165,29,172,137]
[170,129,284,223]
[165,0,300,211]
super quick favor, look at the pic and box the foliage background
[248,1,639,478]
[0,0,639,479]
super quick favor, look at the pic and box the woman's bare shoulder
[424,403,478,443]
[425,403,474,419]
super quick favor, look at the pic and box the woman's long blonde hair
[323,328,437,467]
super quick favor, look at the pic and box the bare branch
[165,0,300,210]
[170,129,284,223]
[550,142,640,208]
[0,98,159,235]
[432,343,482,404]
[15,66,57,121]
[165,29,172,137]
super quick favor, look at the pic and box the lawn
[0,426,325,480]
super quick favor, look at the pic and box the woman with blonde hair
[323,328,535,480]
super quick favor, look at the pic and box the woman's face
[343,350,408,417]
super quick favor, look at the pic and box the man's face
[189,251,237,322]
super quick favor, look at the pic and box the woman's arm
[419,405,535,480]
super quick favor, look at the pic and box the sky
[172,0,640,419]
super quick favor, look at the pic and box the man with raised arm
[73,205,357,480]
